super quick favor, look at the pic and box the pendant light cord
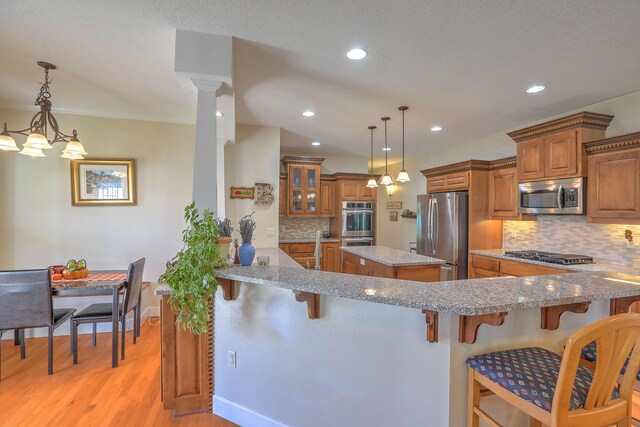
[401,109,405,170]
[370,127,374,177]
[384,118,389,174]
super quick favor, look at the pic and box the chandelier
[0,61,88,159]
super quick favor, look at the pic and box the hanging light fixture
[396,106,411,182]
[379,117,394,186]
[1,61,87,159]
[366,125,378,188]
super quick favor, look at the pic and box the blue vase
[238,242,256,266]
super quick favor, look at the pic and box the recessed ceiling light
[311,141,321,146]
[216,111,223,117]
[526,85,545,94]
[302,110,315,117]
[382,147,391,151]
[346,48,367,60]
[430,125,443,132]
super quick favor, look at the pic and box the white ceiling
[1,0,640,164]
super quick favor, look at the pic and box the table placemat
[52,272,127,282]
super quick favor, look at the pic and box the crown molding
[507,111,614,143]
[280,156,325,166]
[488,156,517,170]
[584,131,640,155]
[421,159,491,178]
[190,77,224,94]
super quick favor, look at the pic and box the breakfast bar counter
[156,249,640,426]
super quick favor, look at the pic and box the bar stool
[467,313,640,427]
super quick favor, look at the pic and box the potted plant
[159,202,227,333]
[237,212,257,266]
[214,217,233,261]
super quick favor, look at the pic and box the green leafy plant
[238,212,257,243]
[159,202,227,334]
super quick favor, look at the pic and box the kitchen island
[341,245,445,281]
[157,248,640,426]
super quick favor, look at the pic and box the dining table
[50,270,127,368]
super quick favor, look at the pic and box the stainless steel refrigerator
[417,192,469,280]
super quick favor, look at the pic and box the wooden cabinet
[279,241,341,272]
[287,164,321,216]
[161,295,211,415]
[341,251,441,282]
[320,181,336,217]
[469,254,571,278]
[509,112,614,182]
[426,171,470,193]
[340,180,377,201]
[321,242,341,272]
[279,176,287,217]
[517,139,545,181]
[488,166,519,218]
[545,130,578,177]
[587,144,640,224]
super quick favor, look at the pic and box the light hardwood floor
[0,320,236,427]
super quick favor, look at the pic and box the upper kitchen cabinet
[339,179,376,201]
[508,112,614,182]
[282,156,323,217]
[319,181,336,217]
[279,173,287,217]
[487,157,519,219]
[585,132,640,224]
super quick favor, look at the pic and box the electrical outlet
[360,258,365,266]
[267,227,276,237]
[228,350,236,368]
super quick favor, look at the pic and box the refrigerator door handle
[432,198,438,255]
[427,198,433,253]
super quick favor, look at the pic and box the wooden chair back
[553,312,640,426]
[0,269,53,329]
[123,258,145,314]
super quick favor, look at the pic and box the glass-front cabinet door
[287,164,321,216]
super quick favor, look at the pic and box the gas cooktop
[504,250,594,265]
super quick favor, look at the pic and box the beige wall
[281,151,369,175]
[224,124,281,250]
[0,108,195,282]
[376,89,640,251]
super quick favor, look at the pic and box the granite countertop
[212,266,640,315]
[471,249,637,275]
[155,248,301,296]
[341,245,445,266]
[279,238,341,244]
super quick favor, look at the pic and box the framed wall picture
[70,158,136,206]
[230,186,255,199]
[386,201,403,209]
[389,211,398,222]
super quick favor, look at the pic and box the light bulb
[19,146,46,157]
[0,133,19,151]
[366,178,378,188]
[396,170,411,183]
[24,132,51,149]
[379,174,393,186]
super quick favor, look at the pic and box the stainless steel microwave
[518,177,585,215]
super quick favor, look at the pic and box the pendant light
[396,106,411,182]
[366,125,378,188]
[379,117,394,186]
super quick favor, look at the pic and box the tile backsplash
[503,216,640,265]
[279,217,330,240]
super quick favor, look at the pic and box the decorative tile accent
[503,216,640,265]
[279,217,330,240]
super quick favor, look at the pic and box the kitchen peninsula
[341,245,444,281]
[157,248,640,426]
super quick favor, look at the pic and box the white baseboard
[213,396,289,427]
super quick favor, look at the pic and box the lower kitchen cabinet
[341,251,441,282]
[279,242,341,272]
[469,254,571,278]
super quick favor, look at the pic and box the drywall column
[217,139,227,218]
[191,78,223,214]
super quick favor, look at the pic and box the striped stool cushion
[581,341,640,381]
[467,347,595,412]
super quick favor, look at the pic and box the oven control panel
[564,188,579,207]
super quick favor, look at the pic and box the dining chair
[467,313,640,427]
[0,269,76,378]
[71,258,145,364]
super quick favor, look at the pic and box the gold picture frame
[230,186,255,199]
[386,201,403,209]
[70,158,137,206]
